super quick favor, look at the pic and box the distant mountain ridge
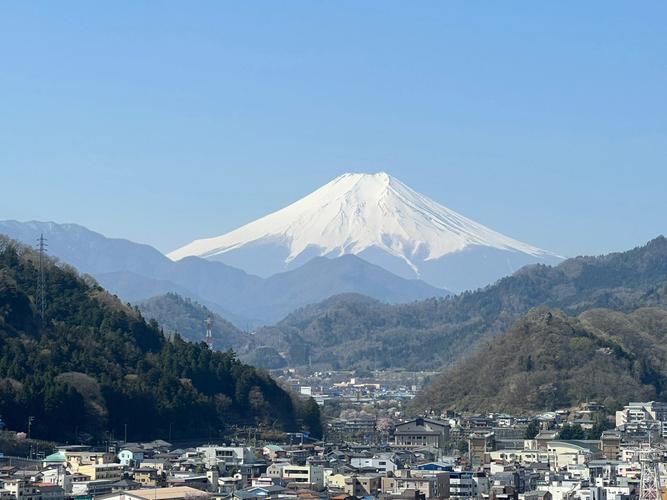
[0,220,448,327]
[249,236,667,370]
[169,172,562,291]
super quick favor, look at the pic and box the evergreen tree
[0,237,318,441]
[525,419,540,439]
[559,423,585,440]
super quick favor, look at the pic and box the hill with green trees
[250,236,667,370]
[412,306,667,413]
[0,236,321,442]
[137,293,249,350]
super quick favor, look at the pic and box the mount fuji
[169,172,562,291]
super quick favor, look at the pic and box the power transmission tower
[36,234,47,322]
[639,447,662,500]
[205,316,213,348]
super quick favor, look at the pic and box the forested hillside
[0,236,320,442]
[250,237,667,370]
[138,293,249,350]
[413,306,667,413]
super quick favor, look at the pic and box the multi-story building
[469,431,495,467]
[280,465,325,488]
[393,418,450,451]
[381,470,449,499]
[599,431,621,460]
[326,417,377,442]
[77,464,124,482]
[58,449,117,473]
[448,471,489,499]
[1,479,65,500]
[196,446,255,470]
[615,402,667,437]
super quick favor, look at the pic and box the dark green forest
[0,236,321,442]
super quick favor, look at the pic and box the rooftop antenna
[36,234,47,323]
[205,316,213,348]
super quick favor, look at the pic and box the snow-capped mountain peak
[168,172,561,290]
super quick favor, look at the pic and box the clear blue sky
[1,1,665,257]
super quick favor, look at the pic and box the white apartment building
[615,401,667,437]
[349,454,398,473]
[1,479,65,500]
[196,446,255,469]
[281,465,325,488]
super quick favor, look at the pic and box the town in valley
[1,374,665,500]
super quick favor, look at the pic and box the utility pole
[36,234,47,323]
[124,423,128,444]
[28,416,34,440]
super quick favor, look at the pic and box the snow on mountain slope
[168,172,562,290]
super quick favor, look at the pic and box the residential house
[349,454,399,474]
[344,475,381,497]
[1,479,65,500]
[118,448,145,467]
[139,459,171,473]
[262,446,286,462]
[232,485,287,500]
[131,468,163,487]
[97,486,210,500]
